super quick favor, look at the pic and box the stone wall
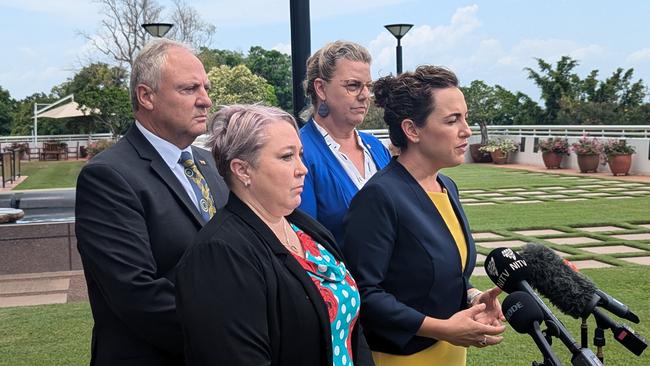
[0,221,80,275]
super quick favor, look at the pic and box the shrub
[570,135,602,155]
[479,138,519,153]
[538,137,569,154]
[602,139,636,157]
[86,140,115,158]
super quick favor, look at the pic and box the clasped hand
[442,287,506,348]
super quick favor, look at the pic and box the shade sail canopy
[38,101,99,119]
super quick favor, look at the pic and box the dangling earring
[317,101,330,118]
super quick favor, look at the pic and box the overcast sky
[2,0,650,102]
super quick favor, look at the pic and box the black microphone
[485,248,603,366]
[504,291,562,366]
[519,243,647,356]
[520,243,639,323]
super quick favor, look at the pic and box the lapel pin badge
[199,160,207,165]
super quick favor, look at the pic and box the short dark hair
[373,65,459,149]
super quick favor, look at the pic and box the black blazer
[175,193,367,365]
[343,158,476,355]
[75,125,228,366]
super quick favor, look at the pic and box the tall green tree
[462,80,498,144]
[197,47,245,71]
[207,64,277,106]
[10,93,53,136]
[245,46,293,112]
[525,56,581,124]
[54,63,132,136]
[0,86,13,136]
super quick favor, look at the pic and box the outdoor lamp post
[142,23,174,38]
[384,23,413,74]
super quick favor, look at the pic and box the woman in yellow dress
[343,65,505,366]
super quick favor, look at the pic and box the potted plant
[479,138,519,164]
[602,139,635,176]
[571,136,602,173]
[538,137,569,169]
[469,121,492,163]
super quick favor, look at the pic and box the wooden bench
[40,142,68,161]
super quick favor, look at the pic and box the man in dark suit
[75,38,228,366]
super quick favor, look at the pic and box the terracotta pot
[542,152,563,169]
[470,143,493,163]
[576,154,599,173]
[490,150,509,164]
[607,154,632,176]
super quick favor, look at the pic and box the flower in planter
[538,137,569,154]
[602,139,636,157]
[570,135,602,155]
[478,138,519,153]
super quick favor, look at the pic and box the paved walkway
[0,175,27,192]
[486,162,650,183]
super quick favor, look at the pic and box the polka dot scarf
[290,224,360,366]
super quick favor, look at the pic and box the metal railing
[361,125,650,140]
[0,133,113,144]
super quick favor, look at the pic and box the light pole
[142,23,174,38]
[384,23,413,74]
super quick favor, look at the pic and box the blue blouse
[299,119,391,248]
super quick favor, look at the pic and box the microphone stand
[582,295,601,361]
[530,321,563,366]
[519,283,602,366]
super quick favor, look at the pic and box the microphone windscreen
[503,291,545,334]
[484,247,530,293]
[519,243,597,318]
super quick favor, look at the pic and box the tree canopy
[207,64,277,107]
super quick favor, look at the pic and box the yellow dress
[371,189,468,366]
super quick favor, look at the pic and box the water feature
[0,189,75,223]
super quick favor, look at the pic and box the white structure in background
[332,126,650,175]
[32,94,98,144]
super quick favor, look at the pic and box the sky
[2,0,650,103]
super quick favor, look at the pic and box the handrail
[0,133,114,144]
[359,126,650,139]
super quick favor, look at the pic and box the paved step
[0,270,86,308]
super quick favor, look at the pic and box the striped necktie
[179,151,216,222]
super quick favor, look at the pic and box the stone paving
[461,170,650,206]
[472,221,650,276]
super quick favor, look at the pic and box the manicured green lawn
[1,163,648,365]
[0,302,92,366]
[14,160,85,190]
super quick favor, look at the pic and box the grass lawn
[14,160,85,190]
[1,163,648,365]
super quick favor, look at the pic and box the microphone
[503,291,562,366]
[519,243,639,323]
[519,243,647,356]
[485,248,603,366]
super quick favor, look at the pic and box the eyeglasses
[339,79,373,96]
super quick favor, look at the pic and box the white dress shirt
[135,121,201,211]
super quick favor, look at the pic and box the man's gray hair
[130,38,194,112]
[207,104,298,186]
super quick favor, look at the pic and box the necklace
[282,219,301,255]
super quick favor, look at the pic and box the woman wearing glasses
[299,40,391,248]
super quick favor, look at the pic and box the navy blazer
[343,158,476,355]
[76,125,228,366]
